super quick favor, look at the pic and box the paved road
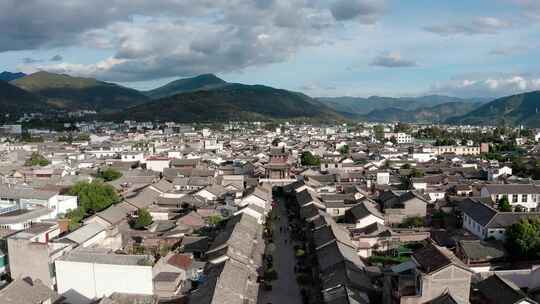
[258,196,302,304]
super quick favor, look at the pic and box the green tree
[66,207,86,231]
[410,168,424,178]
[68,181,120,214]
[498,197,512,212]
[506,218,540,259]
[400,216,424,228]
[25,152,49,166]
[98,168,123,182]
[399,176,412,190]
[434,138,457,146]
[401,163,412,169]
[338,144,349,156]
[208,214,224,226]
[300,151,321,166]
[394,122,410,133]
[133,208,153,229]
[374,125,385,141]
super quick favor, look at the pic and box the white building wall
[463,213,493,240]
[196,190,217,201]
[239,195,266,209]
[55,260,153,304]
[146,160,170,173]
[355,215,384,229]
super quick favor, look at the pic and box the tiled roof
[167,253,193,270]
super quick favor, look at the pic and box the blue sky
[1,0,540,98]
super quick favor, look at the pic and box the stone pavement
[258,196,302,304]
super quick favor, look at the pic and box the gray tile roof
[348,199,383,221]
[0,279,59,304]
[460,198,498,226]
[124,187,160,209]
[0,185,57,200]
[62,222,107,245]
[58,248,152,266]
[0,207,53,225]
[484,184,540,195]
[412,243,468,275]
[92,204,129,225]
[458,240,506,261]
[476,274,533,304]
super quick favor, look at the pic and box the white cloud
[330,0,386,23]
[6,0,387,82]
[429,74,540,98]
[370,52,416,67]
[425,16,512,36]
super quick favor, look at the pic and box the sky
[2,0,540,98]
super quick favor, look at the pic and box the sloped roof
[94,205,129,225]
[167,253,193,270]
[0,279,59,304]
[460,198,498,226]
[476,274,533,304]
[458,240,506,261]
[412,243,469,275]
[484,184,540,195]
[348,199,383,221]
[124,187,160,209]
[63,222,107,245]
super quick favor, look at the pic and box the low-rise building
[55,248,154,304]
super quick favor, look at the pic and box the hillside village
[1,121,540,304]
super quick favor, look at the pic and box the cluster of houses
[1,121,540,303]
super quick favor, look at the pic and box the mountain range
[2,70,540,126]
[355,101,482,123]
[0,71,26,82]
[318,95,488,116]
[0,80,48,117]
[11,71,149,113]
[114,83,342,122]
[144,73,228,99]
[448,91,540,126]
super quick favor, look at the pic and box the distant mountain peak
[145,73,229,99]
[448,90,540,127]
[0,71,26,82]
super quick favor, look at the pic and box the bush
[400,216,424,228]
[98,168,122,182]
[506,218,540,259]
[132,208,153,229]
[498,197,512,212]
[300,151,320,166]
[68,181,120,214]
[208,215,224,226]
[25,152,49,167]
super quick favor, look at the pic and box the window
[513,194,518,203]
[522,195,528,203]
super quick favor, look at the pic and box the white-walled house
[237,187,270,210]
[480,184,540,211]
[55,249,153,304]
[346,199,384,229]
[487,166,512,181]
[461,198,540,240]
[120,152,144,162]
[145,156,171,173]
[0,185,78,219]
